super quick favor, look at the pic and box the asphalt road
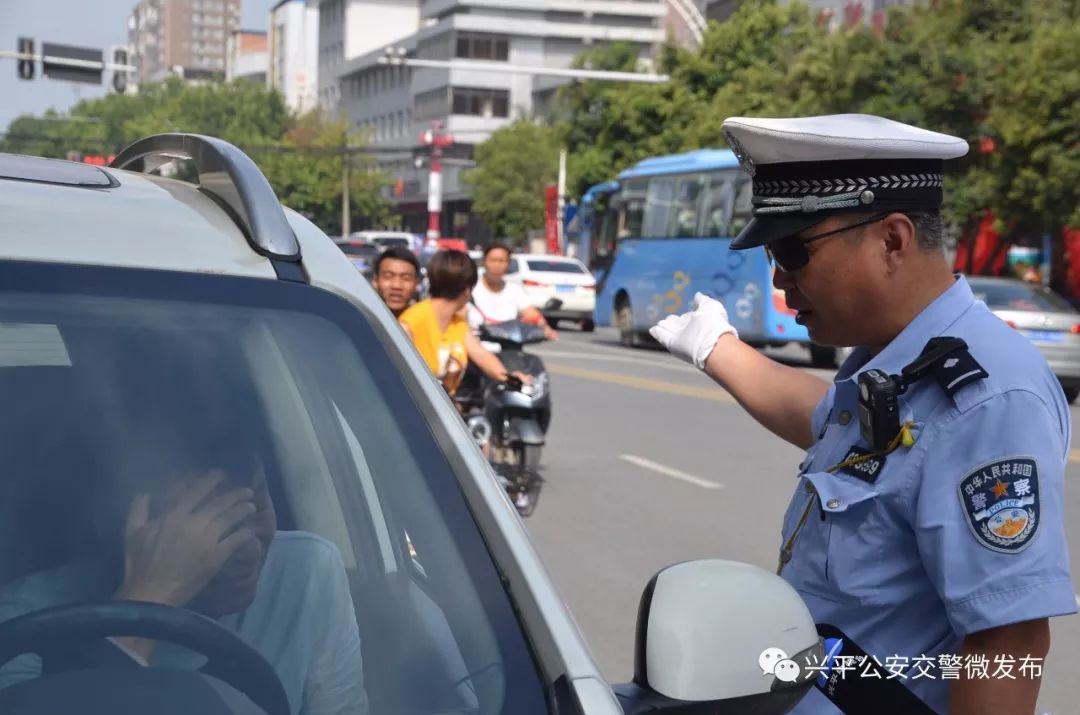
[524,327,1080,715]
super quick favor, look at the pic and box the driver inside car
[0,409,369,715]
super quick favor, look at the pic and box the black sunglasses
[764,213,890,272]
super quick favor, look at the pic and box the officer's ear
[879,212,917,267]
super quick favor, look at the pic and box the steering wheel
[0,601,290,715]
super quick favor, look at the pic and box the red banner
[544,184,560,255]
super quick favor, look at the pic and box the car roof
[0,148,378,307]
[515,253,582,261]
[0,152,278,278]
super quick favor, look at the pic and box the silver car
[968,275,1080,402]
[0,135,822,715]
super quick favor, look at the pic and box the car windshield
[339,243,379,257]
[372,237,410,247]
[970,279,1076,313]
[524,260,586,274]
[0,261,547,715]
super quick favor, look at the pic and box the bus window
[598,203,617,257]
[621,180,647,240]
[585,194,618,274]
[699,171,736,238]
[643,177,676,239]
[729,176,754,237]
[671,174,706,238]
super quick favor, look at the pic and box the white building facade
[269,0,320,113]
[225,30,268,83]
[334,0,667,240]
[313,0,422,114]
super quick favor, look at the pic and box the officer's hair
[906,211,945,252]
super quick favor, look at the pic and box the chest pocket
[801,471,893,606]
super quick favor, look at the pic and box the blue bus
[570,148,840,367]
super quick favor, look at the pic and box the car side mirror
[615,560,821,715]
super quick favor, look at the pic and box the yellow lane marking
[1070,450,1080,464]
[546,363,735,404]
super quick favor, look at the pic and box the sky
[0,0,279,129]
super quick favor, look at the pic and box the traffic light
[42,42,102,84]
[112,46,129,94]
[17,37,34,80]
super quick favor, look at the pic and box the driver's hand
[115,471,256,609]
[543,324,559,341]
[511,371,533,385]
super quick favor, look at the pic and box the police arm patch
[957,457,1039,554]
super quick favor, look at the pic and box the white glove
[649,292,738,369]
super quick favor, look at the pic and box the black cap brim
[730,214,828,250]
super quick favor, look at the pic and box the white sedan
[506,253,597,331]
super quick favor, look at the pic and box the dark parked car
[335,239,380,280]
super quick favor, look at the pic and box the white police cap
[721,114,970,249]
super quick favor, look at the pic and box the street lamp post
[420,121,455,241]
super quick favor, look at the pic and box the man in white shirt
[468,245,558,340]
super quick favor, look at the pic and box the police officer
[650,114,1076,715]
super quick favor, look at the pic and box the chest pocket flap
[802,471,892,605]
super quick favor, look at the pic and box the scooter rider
[468,244,558,340]
[398,249,530,399]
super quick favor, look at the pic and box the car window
[339,243,379,257]
[507,259,519,275]
[524,260,586,274]
[373,237,410,248]
[0,261,548,715]
[970,280,1076,313]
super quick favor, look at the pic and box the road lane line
[619,454,723,489]
[546,363,736,404]
[534,349,698,372]
[1070,450,1080,464]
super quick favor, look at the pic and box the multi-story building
[128,0,242,84]
[335,0,667,239]
[225,30,269,83]
[799,0,919,31]
[705,0,919,28]
[269,0,320,114]
[312,0,422,114]
[665,0,709,49]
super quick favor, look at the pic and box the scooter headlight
[467,415,493,446]
[521,372,547,399]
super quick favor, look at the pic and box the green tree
[258,111,393,235]
[1,78,392,234]
[464,120,561,243]
[552,0,1080,240]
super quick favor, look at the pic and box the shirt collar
[835,274,975,383]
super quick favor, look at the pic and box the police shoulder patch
[958,456,1039,553]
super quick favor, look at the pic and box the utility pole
[556,148,568,253]
[341,145,351,237]
[420,121,455,241]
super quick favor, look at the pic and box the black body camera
[857,369,901,451]
[856,337,976,451]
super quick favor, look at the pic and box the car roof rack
[110,134,305,279]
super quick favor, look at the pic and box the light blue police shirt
[782,275,1077,714]
[0,531,368,715]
